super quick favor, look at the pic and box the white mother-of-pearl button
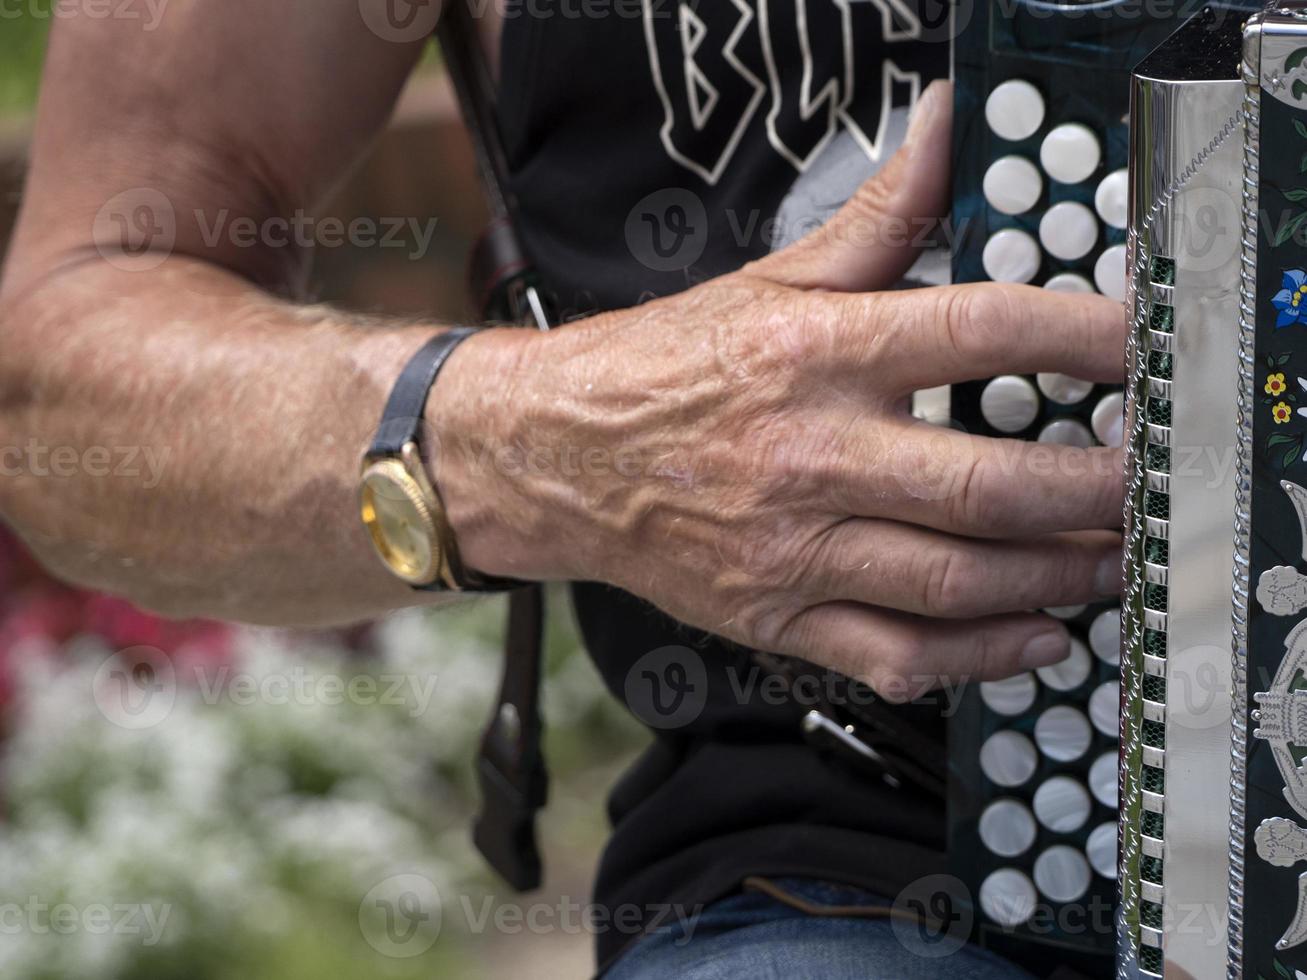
[1037,372,1094,405]
[1040,123,1101,184]
[982,228,1041,283]
[980,374,1040,433]
[1094,244,1128,301]
[1036,637,1091,692]
[981,868,1038,926]
[1089,680,1120,738]
[1089,751,1117,808]
[1044,272,1095,293]
[1035,705,1092,762]
[1034,845,1092,903]
[980,672,1038,717]
[1044,604,1086,620]
[1095,169,1129,228]
[983,156,1043,215]
[1086,822,1117,879]
[980,798,1038,857]
[1039,201,1099,261]
[980,730,1039,787]
[1089,608,1120,665]
[1032,775,1092,833]
[1038,418,1093,448]
[986,80,1045,142]
[1091,391,1125,447]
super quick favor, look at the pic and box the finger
[750,79,952,293]
[822,419,1124,538]
[860,282,1125,392]
[770,602,1071,702]
[808,521,1121,618]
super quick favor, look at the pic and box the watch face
[359,462,440,585]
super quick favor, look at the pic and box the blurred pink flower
[0,527,234,713]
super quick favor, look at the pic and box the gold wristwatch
[360,328,502,591]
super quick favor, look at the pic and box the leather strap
[436,0,551,892]
[472,582,548,890]
[368,327,478,458]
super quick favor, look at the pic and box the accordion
[947,2,1307,977]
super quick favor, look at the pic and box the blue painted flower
[1273,269,1307,327]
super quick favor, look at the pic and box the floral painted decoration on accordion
[1274,270,1307,324]
[1264,353,1307,468]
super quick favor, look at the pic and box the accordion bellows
[1121,5,1307,978]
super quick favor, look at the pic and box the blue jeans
[604,878,1034,980]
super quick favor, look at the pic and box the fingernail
[907,80,947,144]
[1096,553,1123,597]
[1020,629,1070,670]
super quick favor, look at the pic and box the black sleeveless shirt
[496,3,951,969]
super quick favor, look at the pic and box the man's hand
[435,81,1125,695]
[0,8,1122,695]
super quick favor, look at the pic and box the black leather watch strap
[368,327,478,458]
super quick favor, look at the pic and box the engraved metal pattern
[1120,157,1153,980]
[1228,27,1262,977]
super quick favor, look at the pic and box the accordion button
[1032,774,1092,833]
[1043,604,1086,620]
[1036,637,1091,692]
[1086,822,1118,879]
[1044,272,1095,293]
[1093,244,1128,302]
[1038,418,1093,449]
[1035,705,1092,762]
[981,228,1041,284]
[980,798,1038,857]
[1091,392,1125,447]
[980,730,1039,787]
[1095,169,1130,229]
[1037,372,1094,406]
[983,155,1043,215]
[980,374,1040,433]
[980,672,1038,716]
[1089,751,1118,808]
[1088,609,1121,665]
[1039,201,1099,261]
[1089,680,1120,738]
[985,79,1045,142]
[979,868,1038,927]
[1033,844,1092,902]
[1040,123,1101,184]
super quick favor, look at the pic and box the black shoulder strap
[435,3,551,892]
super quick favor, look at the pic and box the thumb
[753,79,953,292]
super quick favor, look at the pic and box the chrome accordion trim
[1121,86,1245,977]
[1228,17,1263,978]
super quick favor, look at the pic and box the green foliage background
[0,5,51,115]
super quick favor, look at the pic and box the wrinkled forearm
[0,254,520,626]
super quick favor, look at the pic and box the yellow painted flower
[1274,401,1294,424]
[1267,372,1288,396]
